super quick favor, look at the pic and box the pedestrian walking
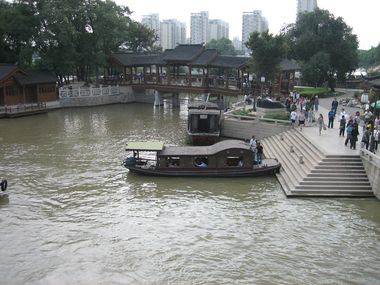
[331,97,338,114]
[350,123,359,150]
[328,109,335,128]
[339,115,346,136]
[298,110,305,131]
[290,110,298,129]
[374,129,379,151]
[317,114,325,136]
[314,95,319,112]
[361,128,371,150]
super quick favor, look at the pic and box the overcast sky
[116,0,379,50]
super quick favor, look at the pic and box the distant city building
[160,19,187,50]
[232,37,242,51]
[141,14,160,45]
[242,11,268,55]
[190,11,209,44]
[209,19,229,41]
[297,0,318,14]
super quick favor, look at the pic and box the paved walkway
[295,89,377,156]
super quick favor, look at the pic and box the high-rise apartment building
[160,19,187,50]
[190,11,209,44]
[232,37,242,51]
[209,19,229,41]
[141,14,160,45]
[297,0,318,14]
[242,11,268,55]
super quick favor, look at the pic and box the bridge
[105,44,298,97]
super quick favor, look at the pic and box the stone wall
[59,86,136,107]
[361,149,380,200]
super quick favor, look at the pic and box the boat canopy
[160,140,250,156]
[125,141,165,151]
[188,109,221,115]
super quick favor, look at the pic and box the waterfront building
[141,14,160,45]
[297,0,318,14]
[209,19,229,41]
[190,11,209,44]
[242,11,268,55]
[0,64,57,106]
[160,19,187,50]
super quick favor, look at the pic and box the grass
[294,87,328,98]
[264,113,289,120]
[232,110,253,117]
[294,87,342,98]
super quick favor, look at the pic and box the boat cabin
[187,101,222,145]
[125,140,253,170]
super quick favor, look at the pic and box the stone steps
[299,181,371,186]
[261,129,374,198]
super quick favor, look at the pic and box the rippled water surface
[0,103,379,285]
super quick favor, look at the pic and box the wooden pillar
[188,65,192,86]
[156,65,160,84]
[22,86,26,104]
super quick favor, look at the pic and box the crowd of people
[288,93,380,154]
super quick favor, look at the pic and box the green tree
[358,43,380,71]
[206,38,236,55]
[245,31,288,83]
[288,8,359,90]
[0,0,39,66]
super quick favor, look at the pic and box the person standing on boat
[250,135,257,163]
[256,142,264,164]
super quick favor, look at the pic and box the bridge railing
[102,74,243,91]
[59,85,120,99]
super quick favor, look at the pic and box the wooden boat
[187,101,222,145]
[123,140,281,177]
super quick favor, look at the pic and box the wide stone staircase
[262,129,374,197]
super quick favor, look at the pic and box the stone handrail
[224,103,289,125]
[59,85,120,99]
[360,149,380,199]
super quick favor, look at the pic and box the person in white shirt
[290,110,298,129]
[249,135,257,163]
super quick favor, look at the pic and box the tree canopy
[359,44,380,72]
[288,8,358,90]
[0,0,158,85]
[245,31,288,83]
[205,38,236,56]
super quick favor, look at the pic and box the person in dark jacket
[256,142,264,164]
[328,109,335,128]
[345,119,353,146]
[331,97,339,114]
[350,123,359,150]
[361,128,371,150]
[339,115,346,136]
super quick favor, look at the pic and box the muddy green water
[0,103,379,285]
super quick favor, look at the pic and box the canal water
[0,102,379,285]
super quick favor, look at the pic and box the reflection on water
[0,103,379,285]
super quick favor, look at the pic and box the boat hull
[126,159,281,178]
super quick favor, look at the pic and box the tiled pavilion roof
[111,44,251,69]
